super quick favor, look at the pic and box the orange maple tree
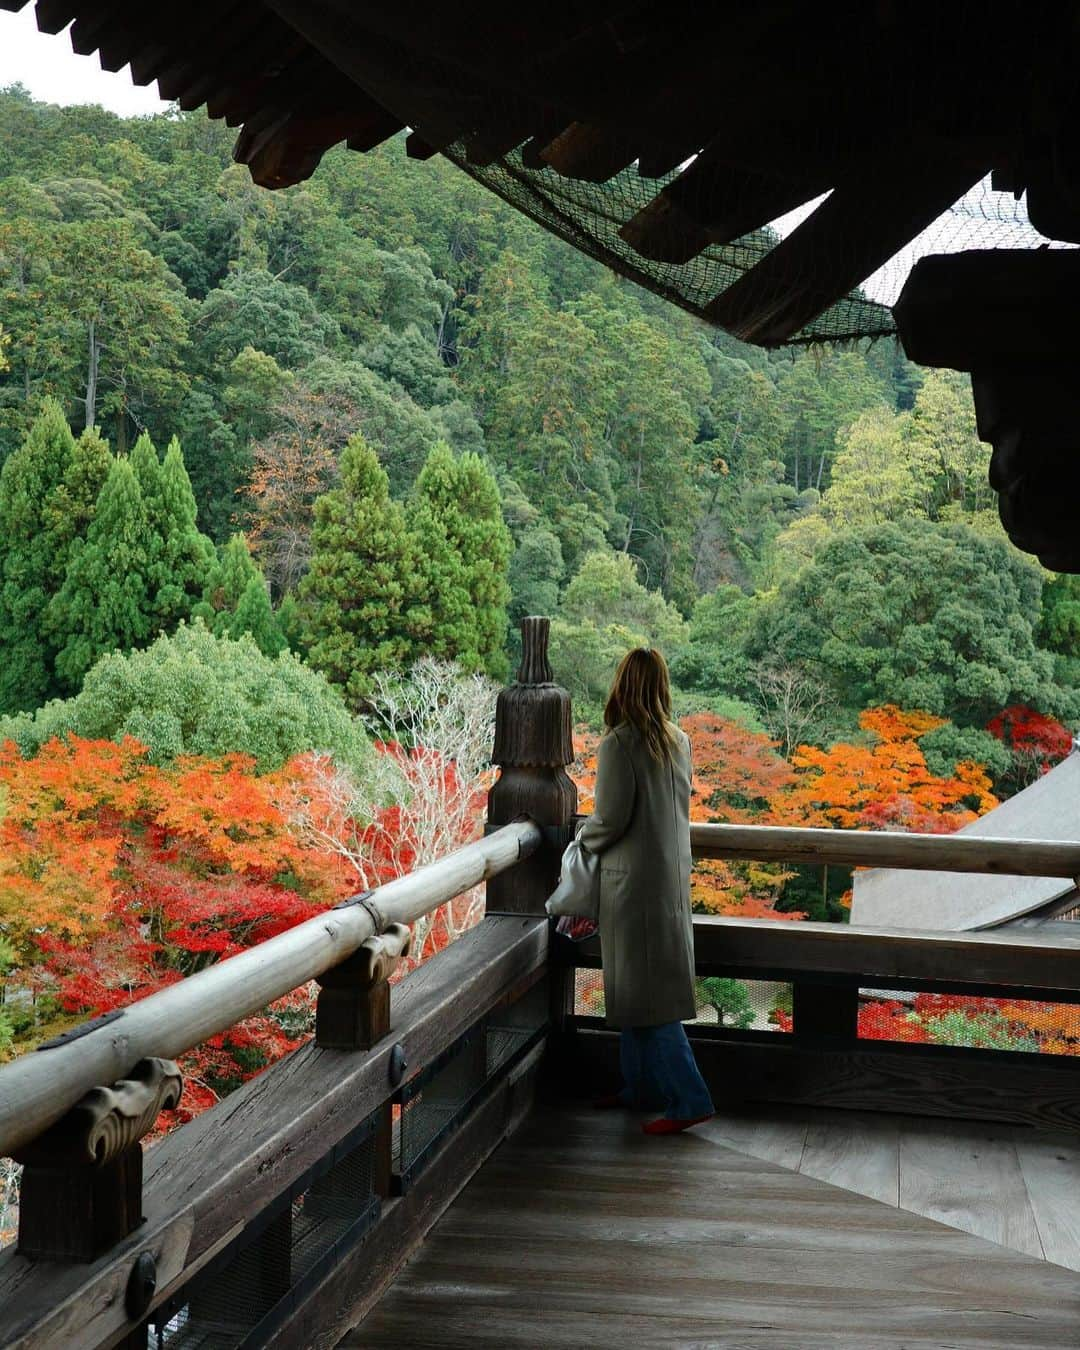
[776,705,997,834]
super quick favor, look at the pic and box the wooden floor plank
[798,1110,899,1206]
[898,1117,1044,1259]
[695,1106,808,1171]
[1015,1129,1080,1272]
[346,1107,1080,1348]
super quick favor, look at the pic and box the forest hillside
[1,87,1079,1169]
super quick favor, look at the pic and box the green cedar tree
[49,456,153,687]
[300,432,430,705]
[410,442,511,677]
[0,398,77,711]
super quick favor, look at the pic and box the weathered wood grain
[899,1116,1044,1257]
[0,916,547,1350]
[799,1111,900,1206]
[694,1108,808,1171]
[690,914,1080,993]
[0,1209,194,1350]
[352,1106,1080,1348]
[1015,1129,1080,1271]
[690,822,1080,876]
[274,1040,542,1350]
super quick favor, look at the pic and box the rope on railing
[0,818,542,1161]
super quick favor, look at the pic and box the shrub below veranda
[0,620,371,775]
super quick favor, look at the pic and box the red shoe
[592,1094,625,1110]
[642,1113,713,1135]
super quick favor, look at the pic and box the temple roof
[5,1,1078,346]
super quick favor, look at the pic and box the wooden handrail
[690,915,1080,991]
[691,823,1080,876]
[0,819,541,1161]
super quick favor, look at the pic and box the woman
[578,647,715,1135]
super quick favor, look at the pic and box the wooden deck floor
[699,1102,1080,1270]
[346,1105,1080,1349]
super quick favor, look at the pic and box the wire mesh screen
[573,967,791,1033]
[395,1030,489,1186]
[857,991,1080,1056]
[487,978,549,1076]
[151,1118,379,1350]
[445,139,1071,346]
[395,978,549,1187]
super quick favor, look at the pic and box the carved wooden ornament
[14,1057,183,1167]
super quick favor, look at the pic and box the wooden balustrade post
[487,618,577,1085]
[13,1057,182,1266]
[486,617,576,919]
[314,923,411,1201]
[314,923,412,1052]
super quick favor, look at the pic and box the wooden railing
[0,822,550,1350]
[3,615,1080,1348]
[563,826,1080,1135]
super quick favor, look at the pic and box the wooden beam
[691,822,1080,877]
[690,916,1080,993]
[570,917,1080,995]
[622,148,832,263]
[705,148,988,345]
[568,1028,1080,1133]
[0,916,548,1350]
[0,820,540,1161]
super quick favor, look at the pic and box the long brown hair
[604,648,677,760]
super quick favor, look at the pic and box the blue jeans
[618,1022,715,1119]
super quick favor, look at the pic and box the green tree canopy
[550,550,689,707]
[0,620,370,775]
[409,443,511,677]
[0,397,77,711]
[47,455,154,688]
[300,432,430,705]
[193,532,284,656]
[748,520,1070,727]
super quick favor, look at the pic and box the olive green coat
[578,722,696,1029]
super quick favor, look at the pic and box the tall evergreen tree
[300,432,430,705]
[0,399,76,712]
[194,532,284,656]
[49,457,153,688]
[410,442,511,677]
[130,432,213,630]
[155,437,215,626]
[45,426,112,555]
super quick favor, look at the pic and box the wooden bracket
[14,1057,182,1263]
[315,923,412,1051]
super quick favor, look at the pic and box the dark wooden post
[314,923,411,1052]
[486,617,576,918]
[314,923,411,1202]
[13,1057,181,1266]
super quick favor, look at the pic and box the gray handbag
[545,835,600,922]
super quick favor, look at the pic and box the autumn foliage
[0,729,490,1122]
[780,705,997,833]
[987,703,1073,788]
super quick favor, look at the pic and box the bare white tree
[751,661,833,757]
[287,659,499,963]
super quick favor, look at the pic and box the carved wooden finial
[315,924,412,1050]
[487,616,576,914]
[517,616,554,685]
[15,1058,182,1263]
[14,1058,182,1168]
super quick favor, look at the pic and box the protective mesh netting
[443,147,1071,346]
